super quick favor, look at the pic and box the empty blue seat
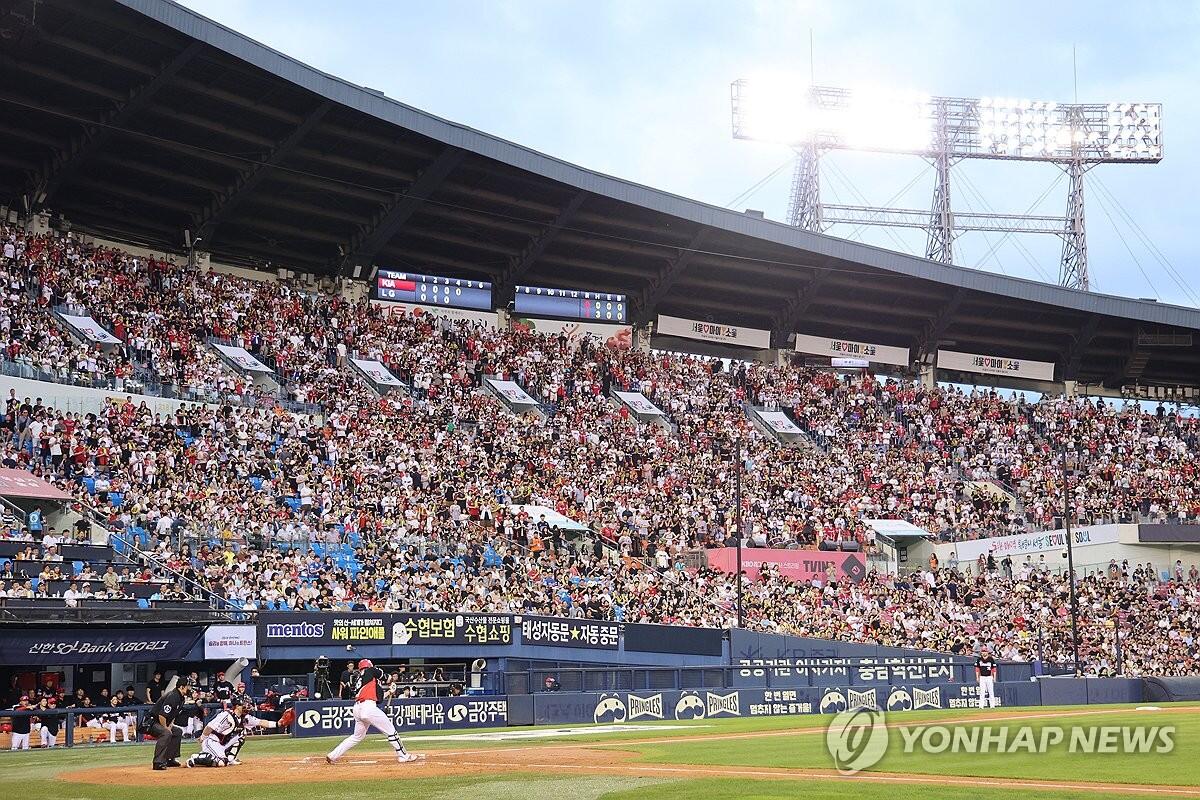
[82,477,96,495]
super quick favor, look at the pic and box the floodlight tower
[731,81,1163,291]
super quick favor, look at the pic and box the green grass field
[3,703,1195,799]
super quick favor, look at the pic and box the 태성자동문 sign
[793,333,910,367]
[655,314,771,350]
[519,616,620,650]
[936,349,1055,382]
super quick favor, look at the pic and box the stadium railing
[0,702,284,749]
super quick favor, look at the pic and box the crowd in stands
[0,224,1199,676]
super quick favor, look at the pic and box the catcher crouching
[185,695,296,768]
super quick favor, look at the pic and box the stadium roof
[2,0,1200,388]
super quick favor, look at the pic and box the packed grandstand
[0,223,1197,678]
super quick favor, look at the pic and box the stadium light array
[731,81,1163,163]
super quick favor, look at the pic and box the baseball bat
[223,657,250,687]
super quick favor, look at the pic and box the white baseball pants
[327,700,404,761]
[10,732,30,750]
[106,719,130,742]
[978,676,997,708]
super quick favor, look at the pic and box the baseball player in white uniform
[976,648,999,708]
[185,698,279,767]
[326,659,420,764]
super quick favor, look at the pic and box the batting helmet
[357,658,373,670]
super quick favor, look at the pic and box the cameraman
[337,660,358,701]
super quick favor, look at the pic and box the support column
[786,141,822,231]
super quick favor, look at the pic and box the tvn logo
[265,622,325,638]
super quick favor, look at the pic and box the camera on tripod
[313,655,333,699]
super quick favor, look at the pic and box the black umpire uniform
[147,683,190,770]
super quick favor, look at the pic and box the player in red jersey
[325,659,421,764]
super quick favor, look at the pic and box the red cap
[357,658,373,670]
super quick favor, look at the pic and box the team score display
[514,285,626,323]
[374,269,493,311]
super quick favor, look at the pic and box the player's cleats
[396,752,421,763]
[325,755,336,765]
[227,758,242,766]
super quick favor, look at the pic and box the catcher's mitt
[278,707,296,728]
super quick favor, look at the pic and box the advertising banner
[511,317,633,351]
[950,524,1120,562]
[60,314,123,345]
[0,468,73,500]
[613,390,666,418]
[655,314,771,350]
[485,378,538,407]
[371,299,498,329]
[794,333,910,367]
[349,357,405,387]
[519,616,619,650]
[257,612,514,648]
[535,684,1026,726]
[203,625,257,660]
[1,626,203,665]
[936,349,1055,382]
[758,410,801,435]
[391,613,513,646]
[292,697,508,738]
[212,343,274,373]
[734,656,964,685]
[705,548,867,584]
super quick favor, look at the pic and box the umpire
[147,681,192,770]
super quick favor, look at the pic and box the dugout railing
[0,702,285,750]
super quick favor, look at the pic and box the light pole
[1061,442,1082,676]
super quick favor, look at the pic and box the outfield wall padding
[1142,676,1200,702]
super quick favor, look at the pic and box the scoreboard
[514,285,626,324]
[374,269,492,311]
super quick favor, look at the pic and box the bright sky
[182,0,1200,308]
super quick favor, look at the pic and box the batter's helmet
[357,658,373,670]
